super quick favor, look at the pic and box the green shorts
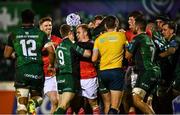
[56,73,79,94]
[135,67,160,93]
[15,63,44,91]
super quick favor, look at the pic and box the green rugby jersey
[152,30,167,52]
[56,38,84,74]
[128,33,157,71]
[7,25,49,67]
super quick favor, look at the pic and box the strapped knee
[132,87,146,99]
[16,88,29,112]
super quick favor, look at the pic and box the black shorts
[98,68,124,93]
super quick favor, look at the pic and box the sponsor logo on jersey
[24,73,41,79]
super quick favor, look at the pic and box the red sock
[78,107,85,115]
[66,107,73,115]
[128,111,136,115]
[92,107,100,115]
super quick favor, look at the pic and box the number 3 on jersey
[57,50,64,65]
[20,39,37,56]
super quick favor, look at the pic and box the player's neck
[107,28,117,32]
[22,23,34,27]
[82,36,89,42]
[137,30,145,35]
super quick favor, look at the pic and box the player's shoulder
[51,35,62,43]
[51,35,61,39]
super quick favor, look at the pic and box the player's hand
[47,65,56,76]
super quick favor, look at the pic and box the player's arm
[43,34,55,67]
[44,42,56,76]
[92,48,99,62]
[159,47,176,58]
[83,49,91,58]
[4,46,14,58]
[159,39,178,58]
[125,38,137,62]
[44,42,55,67]
[4,33,14,58]
[72,42,91,58]
[125,49,133,62]
[91,39,100,62]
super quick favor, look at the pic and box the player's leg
[100,92,111,114]
[46,91,59,113]
[109,90,124,113]
[107,68,125,114]
[81,77,100,114]
[44,76,58,113]
[16,88,29,114]
[55,74,77,114]
[98,72,110,114]
[28,90,43,114]
[132,88,155,114]
[27,64,44,114]
[56,92,75,114]
[132,69,159,114]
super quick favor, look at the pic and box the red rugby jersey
[42,35,62,77]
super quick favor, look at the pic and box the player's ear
[104,24,107,30]
[40,25,43,31]
[170,28,174,34]
[84,31,88,36]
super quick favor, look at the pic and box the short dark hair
[39,16,52,26]
[129,10,144,19]
[94,15,103,21]
[156,15,170,22]
[135,17,147,31]
[163,21,177,34]
[104,15,119,29]
[21,9,35,23]
[59,24,72,38]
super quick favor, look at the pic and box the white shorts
[80,77,99,99]
[43,76,58,95]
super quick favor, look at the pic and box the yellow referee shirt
[94,31,126,70]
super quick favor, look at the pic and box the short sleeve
[127,37,139,54]
[93,38,99,50]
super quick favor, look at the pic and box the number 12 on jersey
[20,39,37,57]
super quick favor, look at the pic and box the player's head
[155,15,170,30]
[76,24,91,42]
[60,24,74,39]
[93,15,103,28]
[21,9,35,24]
[39,16,52,36]
[162,21,177,40]
[104,15,119,30]
[128,11,144,30]
[132,17,146,34]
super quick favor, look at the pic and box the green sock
[54,107,66,114]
